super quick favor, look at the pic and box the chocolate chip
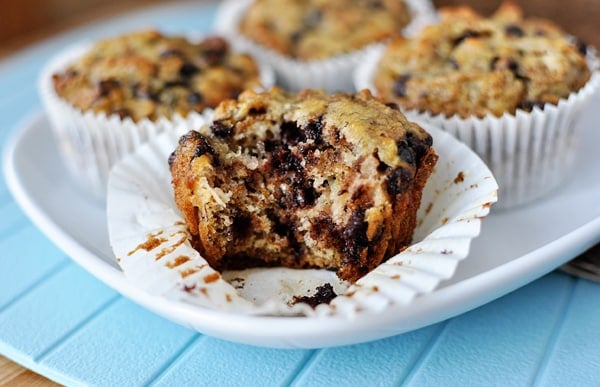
[201,37,228,66]
[187,91,204,104]
[396,140,416,165]
[385,102,400,111]
[98,79,120,97]
[519,101,546,111]
[281,121,306,146]
[507,59,519,73]
[290,31,303,45]
[490,56,500,70]
[304,119,323,142]
[505,24,525,37]
[180,63,199,78]
[164,80,188,88]
[271,147,302,173]
[231,212,252,239]
[294,179,318,207]
[194,139,215,158]
[267,210,292,237]
[249,107,267,115]
[448,58,460,70]
[406,131,432,163]
[342,208,369,261]
[387,167,414,196]
[377,161,390,172]
[180,131,216,158]
[574,38,588,56]
[210,120,233,138]
[452,30,483,47]
[506,59,530,81]
[168,150,176,168]
[263,139,277,153]
[365,0,384,9]
[292,283,337,307]
[392,74,411,97]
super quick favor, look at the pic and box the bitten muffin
[169,88,438,282]
[373,2,591,118]
[238,0,412,61]
[52,30,263,122]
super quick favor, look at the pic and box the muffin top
[206,87,433,173]
[238,0,412,60]
[52,30,263,122]
[373,2,591,118]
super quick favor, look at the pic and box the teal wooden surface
[0,226,67,308]
[0,2,599,386]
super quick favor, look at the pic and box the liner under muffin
[107,122,498,317]
[354,45,600,210]
[38,38,275,202]
[214,0,437,93]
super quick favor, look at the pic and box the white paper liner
[38,37,275,202]
[106,123,498,318]
[354,45,600,210]
[214,0,438,93]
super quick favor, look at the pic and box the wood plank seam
[0,258,70,315]
[34,294,122,363]
[144,333,203,386]
[399,320,450,385]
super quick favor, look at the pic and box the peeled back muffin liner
[38,39,275,202]
[354,45,600,210]
[106,123,498,318]
[214,0,437,93]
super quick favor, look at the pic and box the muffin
[372,3,591,118]
[215,0,436,92]
[169,88,438,282]
[40,29,273,200]
[356,2,599,209]
[238,0,411,61]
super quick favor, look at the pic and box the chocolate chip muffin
[169,88,438,282]
[52,30,263,122]
[238,0,412,61]
[373,2,591,118]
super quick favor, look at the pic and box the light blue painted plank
[292,324,444,387]
[0,226,67,308]
[40,298,198,386]
[0,263,117,359]
[535,276,600,386]
[152,337,313,387]
[0,200,30,237]
[405,273,574,387]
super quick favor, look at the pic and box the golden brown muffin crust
[239,0,412,60]
[53,30,262,122]
[374,2,591,118]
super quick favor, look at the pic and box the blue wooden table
[1,2,599,386]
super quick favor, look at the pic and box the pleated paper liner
[106,123,498,318]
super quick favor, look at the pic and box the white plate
[4,110,600,348]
